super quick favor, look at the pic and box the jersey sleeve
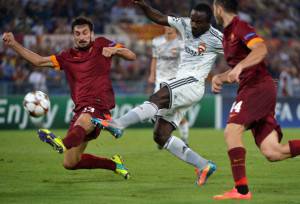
[50,54,62,70]
[211,30,224,54]
[235,21,264,48]
[167,16,185,35]
[95,37,125,48]
[152,39,158,58]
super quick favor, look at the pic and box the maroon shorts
[68,106,111,142]
[227,79,282,146]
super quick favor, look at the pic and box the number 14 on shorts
[230,101,243,113]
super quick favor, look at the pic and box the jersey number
[230,101,243,113]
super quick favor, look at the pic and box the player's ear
[91,31,95,41]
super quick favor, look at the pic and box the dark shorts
[227,79,282,146]
[68,106,111,142]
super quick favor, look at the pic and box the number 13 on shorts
[230,101,243,114]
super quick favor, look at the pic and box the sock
[289,140,300,157]
[115,101,158,129]
[71,154,116,170]
[164,136,208,169]
[228,147,249,195]
[63,125,86,149]
[178,121,189,144]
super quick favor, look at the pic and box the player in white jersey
[149,26,190,146]
[92,1,223,186]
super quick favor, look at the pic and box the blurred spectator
[28,69,47,92]
[0,0,299,96]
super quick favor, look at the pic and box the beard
[215,15,224,26]
[76,36,93,51]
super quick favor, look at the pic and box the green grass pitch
[0,128,299,204]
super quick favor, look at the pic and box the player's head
[213,0,238,26]
[71,16,94,50]
[190,3,213,38]
[164,26,177,40]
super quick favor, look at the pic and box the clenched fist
[102,47,118,58]
[2,32,16,47]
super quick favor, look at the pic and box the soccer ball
[23,91,50,117]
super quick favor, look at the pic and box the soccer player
[149,26,189,146]
[212,0,300,200]
[2,16,136,179]
[92,0,223,186]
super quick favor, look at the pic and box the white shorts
[156,76,205,128]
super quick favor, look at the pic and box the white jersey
[167,16,223,81]
[152,35,183,82]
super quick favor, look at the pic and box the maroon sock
[289,140,300,157]
[63,126,86,149]
[228,147,249,194]
[71,154,116,170]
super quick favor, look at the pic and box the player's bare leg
[39,113,130,179]
[213,123,252,200]
[154,118,216,186]
[260,130,300,161]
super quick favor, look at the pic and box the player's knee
[153,130,169,147]
[63,160,78,170]
[261,149,280,162]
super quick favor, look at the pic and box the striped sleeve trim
[50,55,60,70]
[246,37,264,48]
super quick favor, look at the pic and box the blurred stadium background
[0,0,299,130]
[0,1,299,203]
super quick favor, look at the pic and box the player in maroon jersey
[211,0,300,200]
[2,16,136,179]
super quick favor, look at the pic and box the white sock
[164,136,208,169]
[115,101,158,129]
[178,121,189,144]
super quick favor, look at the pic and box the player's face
[213,3,224,26]
[73,24,94,49]
[164,26,177,39]
[190,10,210,38]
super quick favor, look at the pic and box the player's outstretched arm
[2,32,54,68]
[102,47,136,61]
[132,0,169,26]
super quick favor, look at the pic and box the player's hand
[132,0,146,6]
[211,75,223,94]
[228,66,242,83]
[2,32,16,47]
[102,47,118,58]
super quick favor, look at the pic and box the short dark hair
[214,0,238,13]
[71,16,94,32]
[192,3,213,22]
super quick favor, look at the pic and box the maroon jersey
[50,37,119,111]
[223,16,271,88]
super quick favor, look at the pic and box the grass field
[0,128,299,204]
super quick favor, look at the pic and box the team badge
[198,42,206,54]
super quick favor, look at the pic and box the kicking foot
[213,188,252,200]
[91,117,123,138]
[195,161,216,186]
[111,154,130,179]
[38,129,66,154]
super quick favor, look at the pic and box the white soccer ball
[23,91,50,117]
